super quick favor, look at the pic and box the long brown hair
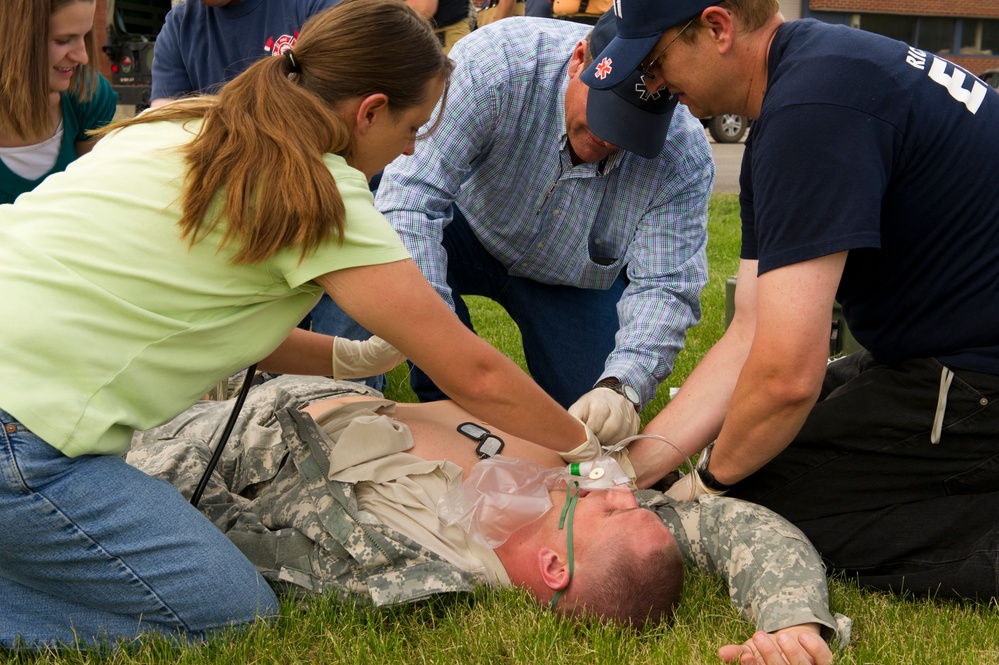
[0,0,101,142]
[99,0,453,265]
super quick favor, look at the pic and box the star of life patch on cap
[582,9,679,157]
[581,0,716,89]
[594,57,613,80]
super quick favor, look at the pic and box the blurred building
[796,0,999,75]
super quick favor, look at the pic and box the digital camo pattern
[129,375,851,642]
[638,491,852,648]
[128,375,478,606]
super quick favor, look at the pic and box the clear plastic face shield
[437,434,693,609]
[438,455,634,550]
[438,433,694,549]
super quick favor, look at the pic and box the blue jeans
[0,409,279,650]
[410,205,627,408]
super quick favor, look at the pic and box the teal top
[0,75,117,204]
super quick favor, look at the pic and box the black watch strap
[696,466,733,492]
[695,441,734,492]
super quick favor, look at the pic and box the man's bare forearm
[630,321,752,486]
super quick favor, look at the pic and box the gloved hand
[559,420,603,463]
[664,468,727,501]
[568,386,641,446]
[331,336,406,380]
[606,447,638,486]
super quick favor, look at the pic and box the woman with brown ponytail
[0,0,598,650]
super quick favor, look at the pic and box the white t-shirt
[0,123,63,179]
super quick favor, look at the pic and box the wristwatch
[594,378,641,412]
[695,442,733,492]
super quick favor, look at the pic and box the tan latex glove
[664,468,727,501]
[331,336,406,380]
[568,387,641,446]
[559,420,603,463]
[606,446,638,486]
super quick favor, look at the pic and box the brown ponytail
[99,0,452,265]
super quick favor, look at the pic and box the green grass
[10,194,999,663]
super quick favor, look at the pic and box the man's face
[564,41,620,165]
[551,487,675,560]
[638,16,732,120]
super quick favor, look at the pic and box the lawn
[9,194,998,664]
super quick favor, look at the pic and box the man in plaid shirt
[376,13,714,446]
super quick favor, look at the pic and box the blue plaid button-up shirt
[376,18,713,403]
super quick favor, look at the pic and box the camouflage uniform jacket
[128,376,850,644]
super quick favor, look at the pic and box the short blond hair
[678,0,780,42]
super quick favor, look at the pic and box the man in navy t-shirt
[150,0,340,107]
[586,0,999,602]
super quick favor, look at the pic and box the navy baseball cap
[581,0,714,90]
[585,10,679,158]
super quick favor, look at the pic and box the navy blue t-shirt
[151,0,340,100]
[740,19,999,374]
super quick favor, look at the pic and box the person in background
[587,0,999,601]
[150,0,341,107]
[0,0,599,651]
[525,0,554,18]
[0,0,117,204]
[476,0,526,27]
[403,0,473,54]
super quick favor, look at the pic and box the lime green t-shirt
[0,118,410,457]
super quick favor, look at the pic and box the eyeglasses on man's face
[639,19,696,84]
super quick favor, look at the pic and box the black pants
[728,351,999,600]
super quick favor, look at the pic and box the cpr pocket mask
[438,454,634,548]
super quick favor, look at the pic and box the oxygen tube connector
[566,458,632,489]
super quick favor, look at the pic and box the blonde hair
[0,0,101,142]
[99,0,452,265]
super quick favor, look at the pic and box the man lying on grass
[129,375,850,663]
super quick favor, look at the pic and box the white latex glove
[559,420,603,463]
[568,387,641,446]
[664,469,727,501]
[331,336,406,380]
